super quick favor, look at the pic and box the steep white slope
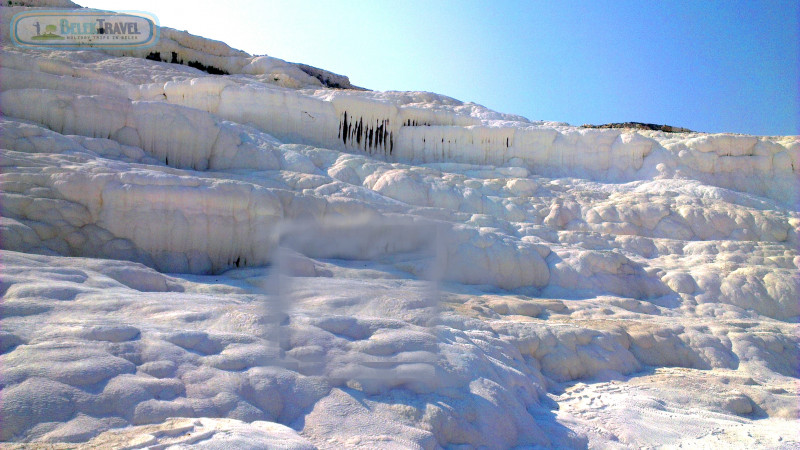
[0,2,798,449]
[1,7,796,206]
[2,115,796,317]
[2,54,796,206]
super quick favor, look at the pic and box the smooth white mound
[0,2,798,449]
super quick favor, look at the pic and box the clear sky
[78,0,799,136]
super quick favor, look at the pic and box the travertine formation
[0,2,797,448]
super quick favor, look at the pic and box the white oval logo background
[11,10,159,49]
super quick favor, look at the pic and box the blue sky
[80,0,799,135]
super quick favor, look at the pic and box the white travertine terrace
[0,2,797,448]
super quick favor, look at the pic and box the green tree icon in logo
[32,23,64,41]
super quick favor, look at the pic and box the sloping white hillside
[1,2,798,449]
